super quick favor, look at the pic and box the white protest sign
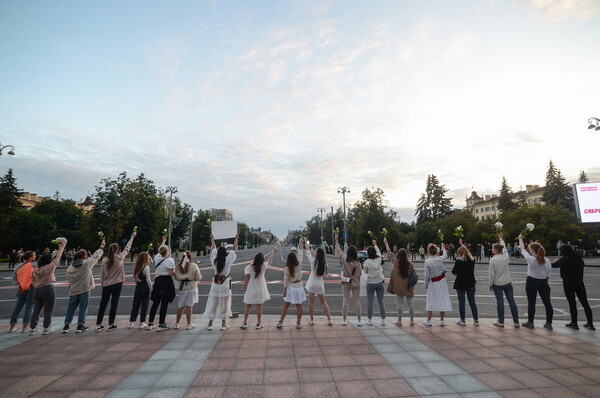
[211,221,238,239]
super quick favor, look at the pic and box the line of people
[8,231,596,335]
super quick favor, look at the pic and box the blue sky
[2,0,600,238]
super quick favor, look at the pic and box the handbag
[407,270,419,289]
[341,264,357,284]
[213,274,229,284]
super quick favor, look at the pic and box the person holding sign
[204,234,238,331]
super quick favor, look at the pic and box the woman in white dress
[302,237,332,326]
[240,248,276,330]
[174,251,202,330]
[276,245,306,329]
[423,243,452,326]
[204,234,238,331]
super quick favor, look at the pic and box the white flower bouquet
[98,231,105,240]
[381,228,388,236]
[521,223,535,237]
[437,229,444,242]
[453,225,464,238]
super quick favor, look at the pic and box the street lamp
[165,186,178,250]
[588,117,600,131]
[0,142,16,156]
[317,207,326,247]
[337,187,350,249]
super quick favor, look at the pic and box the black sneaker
[107,325,118,331]
[76,324,89,333]
[62,325,70,334]
[565,323,579,330]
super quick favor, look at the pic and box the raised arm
[372,240,382,264]
[266,247,277,265]
[86,240,106,268]
[335,233,343,260]
[383,237,395,260]
[498,234,507,255]
[210,234,216,250]
[121,232,136,258]
[233,234,239,252]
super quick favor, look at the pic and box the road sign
[343,232,349,238]
[343,227,348,232]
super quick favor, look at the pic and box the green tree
[348,188,400,248]
[497,176,517,212]
[191,209,212,252]
[415,174,453,224]
[31,199,86,248]
[91,172,133,244]
[578,170,589,183]
[125,173,166,251]
[542,160,574,211]
[0,168,23,213]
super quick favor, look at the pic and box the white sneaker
[185,324,196,330]
[174,323,180,330]
[381,318,387,326]
[341,319,348,326]
[207,323,213,331]
[240,322,248,330]
[128,322,135,329]
[138,322,147,329]
[366,319,373,326]
[456,320,466,326]
[493,321,505,328]
[357,319,364,326]
[473,320,480,327]
[9,325,18,333]
[29,328,41,336]
[423,320,432,326]
[440,320,446,326]
[42,327,55,335]
[146,324,155,330]
[220,323,230,331]
[255,323,264,330]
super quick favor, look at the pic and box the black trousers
[525,277,553,324]
[149,297,169,325]
[563,281,593,325]
[96,283,123,326]
[30,285,55,329]
[130,283,150,323]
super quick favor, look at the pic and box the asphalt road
[1,245,600,324]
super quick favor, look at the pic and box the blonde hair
[427,244,438,256]
[456,246,474,261]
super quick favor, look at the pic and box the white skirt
[244,279,271,304]
[178,289,199,308]
[305,273,325,295]
[426,277,453,312]
[203,281,232,320]
[284,286,307,304]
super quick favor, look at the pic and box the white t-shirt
[154,254,175,276]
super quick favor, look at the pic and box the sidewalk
[0,316,598,397]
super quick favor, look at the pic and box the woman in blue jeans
[451,240,479,326]
[519,235,553,330]
[364,240,386,326]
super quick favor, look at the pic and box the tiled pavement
[0,316,599,397]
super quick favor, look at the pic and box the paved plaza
[1,315,599,397]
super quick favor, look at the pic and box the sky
[1,0,600,238]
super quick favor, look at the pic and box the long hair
[346,246,359,263]
[214,246,228,274]
[528,243,546,265]
[252,252,264,278]
[427,243,438,256]
[456,246,474,261]
[315,248,327,277]
[37,253,52,268]
[106,243,119,270]
[176,251,193,274]
[133,252,150,278]
[396,248,411,278]
[367,246,377,260]
[286,252,299,279]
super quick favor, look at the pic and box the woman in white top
[519,235,553,330]
[364,240,386,326]
[174,251,202,330]
[303,238,333,326]
[204,234,238,331]
[423,243,452,326]
[148,237,176,332]
[276,244,306,329]
[240,248,276,330]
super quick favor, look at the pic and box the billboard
[573,182,600,223]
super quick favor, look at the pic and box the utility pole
[331,206,334,253]
[337,187,350,250]
[189,208,194,251]
[166,186,178,250]
[317,207,326,248]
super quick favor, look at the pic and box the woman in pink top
[96,232,136,332]
[29,238,67,335]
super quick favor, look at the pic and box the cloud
[525,0,600,21]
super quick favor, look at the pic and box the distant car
[357,250,385,265]
[290,246,297,252]
[225,244,233,250]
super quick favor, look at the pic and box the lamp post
[588,117,600,131]
[0,142,16,156]
[188,208,195,251]
[337,187,350,249]
[317,207,326,247]
[166,186,178,250]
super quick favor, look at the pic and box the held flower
[133,226,138,233]
[163,229,168,236]
[381,228,388,236]
[453,225,464,238]
[526,223,535,232]
[335,227,340,233]
[494,222,503,229]
[98,231,105,240]
[368,230,373,237]
[520,223,535,237]
[437,230,444,242]
[51,237,66,245]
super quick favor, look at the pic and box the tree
[346,188,401,248]
[542,160,574,211]
[191,209,212,252]
[497,176,517,212]
[0,168,23,213]
[415,174,453,224]
[578,170,589,183]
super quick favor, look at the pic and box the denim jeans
[493,283,519,324]
[456,287,478,321]
[525,277,553,324]
[10,286,35,325]
[367,282,386,320]
[396,295,414,321]
[64,291,90,326]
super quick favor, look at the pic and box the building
[466,185,545,220]
[18,192,95,214]
[210,208,233,221]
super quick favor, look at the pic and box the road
[1,245,599,324]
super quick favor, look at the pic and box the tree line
[0,169,268,257]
